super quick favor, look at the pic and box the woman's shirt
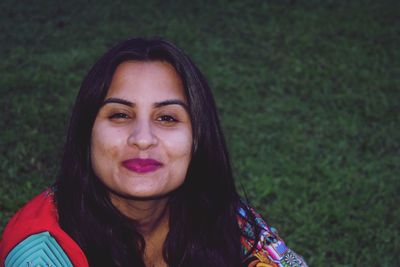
[238,206,307,267]
[0,190,307,267]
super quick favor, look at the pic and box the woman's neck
[110,194,170,266]
[110,194,170,234]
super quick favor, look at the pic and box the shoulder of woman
[237,205,308,267]
[3,231,73,267]
[0,189,88,267]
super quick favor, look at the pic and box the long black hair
[56,37,258,267]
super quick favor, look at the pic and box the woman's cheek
[163,129,192,157]
[92,123,123,162]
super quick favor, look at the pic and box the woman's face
[91,60,192,201]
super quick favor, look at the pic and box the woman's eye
[109,113,130,120]
[157,115,178,124]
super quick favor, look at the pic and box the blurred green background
[0,0,399,265]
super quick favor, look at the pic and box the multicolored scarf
[238,206,308,267]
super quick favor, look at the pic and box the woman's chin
[109,188,171,201]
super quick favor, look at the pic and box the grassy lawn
[0,0,399,265]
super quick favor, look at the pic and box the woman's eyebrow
[102,97,134,107]
[154,99,188,111]
[101,97,188,111]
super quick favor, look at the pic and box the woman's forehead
[105,60,187,104]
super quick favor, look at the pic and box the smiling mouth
[122,158,163,173]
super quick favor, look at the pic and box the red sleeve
[0,190,89,267]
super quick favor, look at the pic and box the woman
[0,38,307,267]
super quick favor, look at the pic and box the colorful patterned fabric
[238,206,308,267]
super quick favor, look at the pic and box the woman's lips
[122,158,163,173]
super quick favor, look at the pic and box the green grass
[1,0,399,265]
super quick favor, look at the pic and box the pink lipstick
[122,158,162,173]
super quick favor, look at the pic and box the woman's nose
[127,120,158,150]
